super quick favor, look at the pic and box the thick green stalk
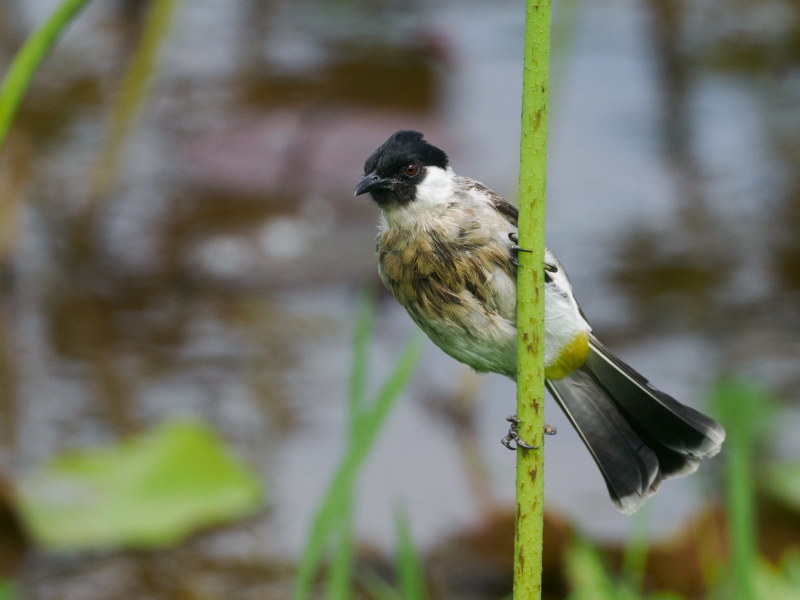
[0,0,94,152]
[514,1,551,600]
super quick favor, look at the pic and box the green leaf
[394,508,426,600]
[17,419,263,549]
[0,0,95,150]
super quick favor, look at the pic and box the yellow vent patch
[545,330,590,380]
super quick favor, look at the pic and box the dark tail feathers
[546,337,725,514]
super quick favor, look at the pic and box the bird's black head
[354,131,449,206]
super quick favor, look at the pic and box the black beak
[355,171,392,196]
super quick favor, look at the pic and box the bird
[354,130,725,514]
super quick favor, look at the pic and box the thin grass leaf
[565,538,663,600]
[353,334,425,452]
[565,538,619,600]
[394,507,427,600]
[0,0,94,151]
[292,332,424,600]
[325,290,376,600]
[709,379,778,600]
[349,291,375,433]
[620,500,652,595]
[325,496,354,600]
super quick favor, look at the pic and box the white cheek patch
[383,166,454,229]
[414,166,454,208]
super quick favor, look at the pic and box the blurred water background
[1,0,800,597]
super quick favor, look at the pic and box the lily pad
[16,420,264,550]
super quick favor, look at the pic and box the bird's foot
[508,232,532,256]
[509,233,531,267]
[508,234,559,275]
[501,415,551,450]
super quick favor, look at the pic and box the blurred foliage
[16,419,263,549]
[394,507,428,600]
[566,536,800,600]
[0,580,16,600]
[0,0,94,150]
[564,538,669,600]
[293,291,424,600]
[767,464,800,513]
[561,377,800,600]
[89,0,181,204]
[710,379,779,600]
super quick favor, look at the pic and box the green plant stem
[0,0,94,152]
[727,433,757,600]
[514,0,551,600]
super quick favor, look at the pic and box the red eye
[404,163,419,177]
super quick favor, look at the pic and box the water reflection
[0,0,799,596]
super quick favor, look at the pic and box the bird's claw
[509,233,532,254]
[501,415,539,450]
[509,235,559,275]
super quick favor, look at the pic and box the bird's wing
[462,178,519,227]
[460,178,594,330]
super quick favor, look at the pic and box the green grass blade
[292,332,424,600]
[349,290,376,431]
[620,500,652,595]
[564,538,619,600]
[325,492,354,600]
[727,436,757,600]
[394,507,426,600]
[0,0,94,151]
[356,333,425,455]
[709,379,778,600]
